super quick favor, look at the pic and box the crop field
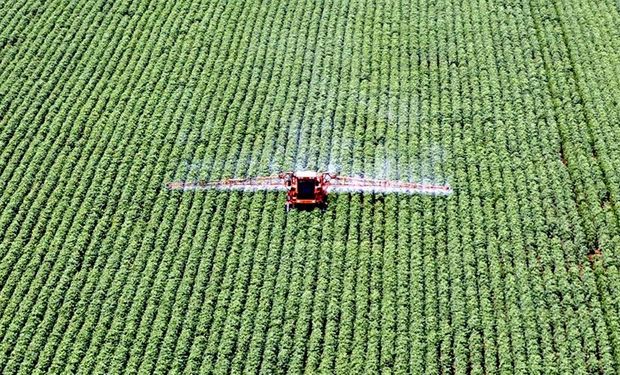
[1,0,620,373]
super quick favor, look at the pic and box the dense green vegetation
[1,0,620,373]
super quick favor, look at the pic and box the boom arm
[326,176,452,195]
[165,172,452,196]
[166,174,287,192]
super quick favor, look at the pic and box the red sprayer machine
[166,171,452,211]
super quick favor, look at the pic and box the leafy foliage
[0,0,619,373]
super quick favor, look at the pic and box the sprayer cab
[280,171,332,212]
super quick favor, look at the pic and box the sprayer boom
[166,171,452,211]
[166,175,285,191]
[327,176,452,195]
